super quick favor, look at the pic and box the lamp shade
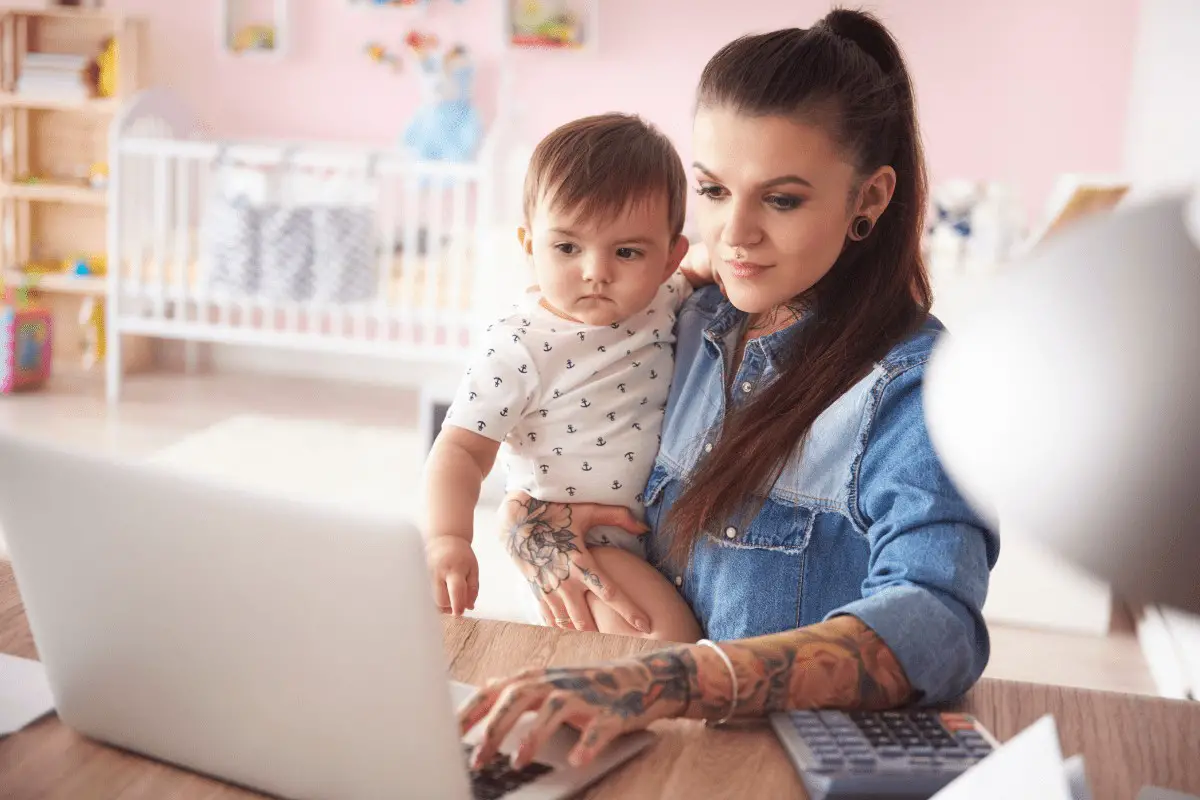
[924,192,1200,615]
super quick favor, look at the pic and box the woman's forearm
[685,615,916,718]
[536,616,914,728]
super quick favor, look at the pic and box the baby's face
[521,193,686,326]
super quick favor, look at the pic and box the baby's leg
[585,547,702,643]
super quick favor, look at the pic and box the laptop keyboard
[464,743,555,799]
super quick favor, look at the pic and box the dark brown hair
[666,8,933,566]
[523,113,687,239]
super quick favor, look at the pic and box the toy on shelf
[1,281,53,394]
[233,25,277,53]
[89,162,109,190]
[364,41,402,71]
[65,254,108,278]
[349,0,466,8]
[90,36,119,97]
[78,296,105,371]
[506,0,595,51]
[220,0,289,57]
[401,38,483,165]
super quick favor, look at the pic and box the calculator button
[877,745,906,758]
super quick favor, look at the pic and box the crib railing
[106,90,502,402]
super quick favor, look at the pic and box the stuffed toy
[402,42,482,164]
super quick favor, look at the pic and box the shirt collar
[703,295,819,370]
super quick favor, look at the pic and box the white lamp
[924,190,1200,616]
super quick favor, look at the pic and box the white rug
[146,414,532,625]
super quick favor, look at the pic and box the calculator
[769,709,1002,800]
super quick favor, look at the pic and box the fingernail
[634,617,650,633]
[471,747,484,770]
[569,751,585,768]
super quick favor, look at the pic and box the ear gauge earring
[849,216,874,241]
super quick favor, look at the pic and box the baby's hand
[425,536,479,616]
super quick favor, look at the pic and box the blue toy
[402,43,482,164]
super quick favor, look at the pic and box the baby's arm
[423,325,539,614]
[424,427,500,617]
[424,427,500,543]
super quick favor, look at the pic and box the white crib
[105,89,518,403]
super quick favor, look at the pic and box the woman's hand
[499,492,651,633]
[458,650,697,770]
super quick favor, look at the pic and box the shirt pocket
[706,497,816,554]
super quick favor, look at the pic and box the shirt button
[674,576,683,587]
[724,526,737,539]
[741,381,753,394]
[704,442,713,453]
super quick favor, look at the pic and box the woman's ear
[852,165,897,227]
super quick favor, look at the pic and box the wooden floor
[0,368,1161,698]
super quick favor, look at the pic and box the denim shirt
[642,286,1000,705]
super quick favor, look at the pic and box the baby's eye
[555,243,579,255]
[616,247,643,260]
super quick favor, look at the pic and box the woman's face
[692,105,884,315]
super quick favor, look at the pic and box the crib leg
[106,334,122,405]
[184,341,200,374]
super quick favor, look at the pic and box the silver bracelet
[696,638,738,726]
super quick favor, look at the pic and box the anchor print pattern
[440,270,694,516]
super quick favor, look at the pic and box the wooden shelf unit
[0,7,153,381]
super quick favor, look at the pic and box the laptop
[0,433,654,800]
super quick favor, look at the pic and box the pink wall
[14,0,1139,221]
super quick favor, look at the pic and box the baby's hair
[523,113,686,240]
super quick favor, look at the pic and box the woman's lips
[727,260,769,279]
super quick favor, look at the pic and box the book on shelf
[15,51,94,102]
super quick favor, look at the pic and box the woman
[461,8,998,772]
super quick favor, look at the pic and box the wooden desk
[2,560,1198,800]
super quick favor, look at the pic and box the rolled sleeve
[831,361,999,705]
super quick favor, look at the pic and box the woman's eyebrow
[692,162,813,189]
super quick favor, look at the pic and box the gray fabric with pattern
[258,205,315,302]
[201,195,260,296]
[311,206,378,303]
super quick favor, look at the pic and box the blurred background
[0,0,1196,704]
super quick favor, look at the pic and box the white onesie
[443,271,693,557]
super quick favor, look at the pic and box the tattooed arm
[500,492,653,634]
[459,613,912,769]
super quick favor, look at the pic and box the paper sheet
[931,715,1076,800]
[0,653,55,735]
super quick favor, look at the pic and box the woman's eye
[555,243,579,255]
[616,247,642,260]
[695,183,726,200]
[767,194,803,211]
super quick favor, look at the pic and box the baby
[423,113,706,641]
